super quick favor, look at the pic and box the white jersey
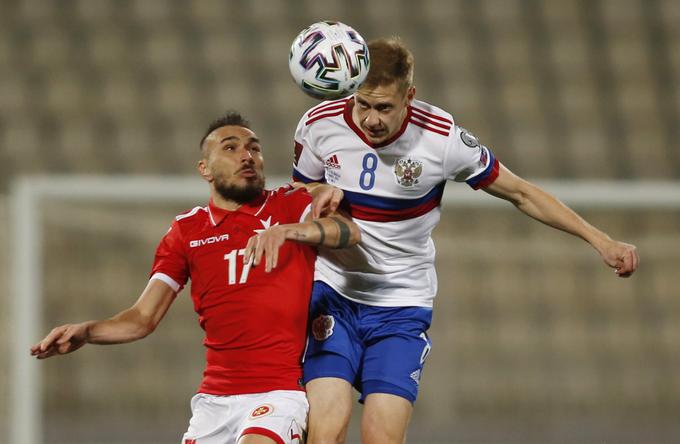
[293,97,499,307]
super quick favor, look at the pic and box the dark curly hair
[199,111,252,149]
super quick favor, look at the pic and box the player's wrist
[81,320,97,343]
[587,231,613,255]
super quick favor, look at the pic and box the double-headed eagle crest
[394,158,423,187]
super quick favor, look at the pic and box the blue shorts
[303,281,433,403]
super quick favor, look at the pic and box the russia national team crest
[394,158,423,187]
[249,404,274,419]
[312,314,335,341]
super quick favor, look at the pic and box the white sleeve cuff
[299,203,313,223]
[150,272,181,293]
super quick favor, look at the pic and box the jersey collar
[207,191,269,226]
[343,98,411,149]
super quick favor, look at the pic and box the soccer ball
[289,21,370,100]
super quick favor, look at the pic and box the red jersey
[150,186,316,395]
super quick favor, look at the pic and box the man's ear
[197,159,212,182]
[406,86,416,104]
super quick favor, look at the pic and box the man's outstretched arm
[30,279,177,359]
[244,211,360,273]
[482,163,639,277]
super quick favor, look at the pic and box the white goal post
[9,175,680,444]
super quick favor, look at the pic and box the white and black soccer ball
[289,21,370,100]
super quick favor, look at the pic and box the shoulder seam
[308,98,351,117]
[305,109,345,126]
[175,206,207,221]
[411,105,454,124]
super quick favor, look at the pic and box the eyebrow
[357,97,392,108]
[219,136,260,144]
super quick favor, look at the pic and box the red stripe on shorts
[241,427,285,444]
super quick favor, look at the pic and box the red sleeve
[149,220,189,293]
[281,187,313,223]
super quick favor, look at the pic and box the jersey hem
[197,385,305,396]
[314,278,435,308]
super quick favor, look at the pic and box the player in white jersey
[292,38,640,444]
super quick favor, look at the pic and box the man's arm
[482,163,639,277]
[243,211,360,273]
[292,182,344,219]
[30,279,177,359]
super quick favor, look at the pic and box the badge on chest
[394,157,423,188]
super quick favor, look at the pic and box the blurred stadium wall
[1,0,679,443]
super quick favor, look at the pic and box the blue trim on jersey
[343,182,446,210]
[465,150,497,188]
[292,168,325,184]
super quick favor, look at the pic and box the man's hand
[243,225,289,273]
[309,184,344,219]
[598,240,640,278]
[30,322,91,359]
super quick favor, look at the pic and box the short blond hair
[363,37,414,92]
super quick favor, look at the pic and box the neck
[210,189,241,211]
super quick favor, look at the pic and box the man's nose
[239,147,254,161]
[364,110,380,127]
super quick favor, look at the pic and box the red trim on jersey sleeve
[308,98,351,117]
[409,113,451,130]
[308,102,346,119]
[305,109,345,126]
[241,427,285,444]
[150,220,189,292]
[410,105,454,124]
[408,118,450,136]
[409,106,452,136]
[470,158,500,190]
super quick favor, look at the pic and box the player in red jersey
[30,112,361,444]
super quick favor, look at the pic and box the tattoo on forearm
[330,217,352,248]
[313,221,325,245]
[292,230,307,241]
